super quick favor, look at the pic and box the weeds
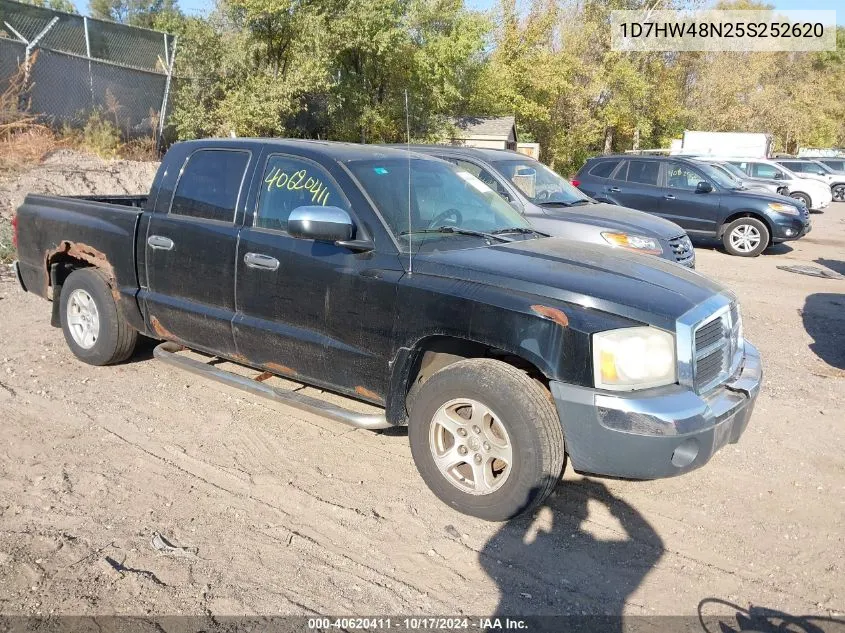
[0,218,15,264]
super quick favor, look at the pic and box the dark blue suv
[574,155,811,256]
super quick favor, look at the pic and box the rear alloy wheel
[832,184,845,203]
[60,268,138,365]
[408,358,565,521]
[722,217,769,257]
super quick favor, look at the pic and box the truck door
[143,148,252,356]
[233,153,401,400]
[659,161,721,233]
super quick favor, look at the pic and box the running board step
[153,342,391,430]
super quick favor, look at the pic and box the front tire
[790,192,812,209]
[722,217,769,257]
[832,184,845,203]
[60,268,138,365]
[408,359,565,521]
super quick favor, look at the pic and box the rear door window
[624,160,660,186]
[255,155,349,232]
[170,149,250,222]
[588,160,620,178]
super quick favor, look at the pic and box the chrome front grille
[668,235,695,267]
[691,303,743,393]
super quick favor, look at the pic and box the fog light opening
[784,229,795,237]
[671,438,699,468]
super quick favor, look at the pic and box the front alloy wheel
[722,217,769,257]
[429,398,513,495]
[833,184,845,202]
[729,224,762,254]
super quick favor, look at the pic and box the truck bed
[14,193,145,307]
[66,194,149,208]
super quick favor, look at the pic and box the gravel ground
[0,156,843,627]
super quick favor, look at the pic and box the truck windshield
[347,158,534,250]
[492,160,592,206]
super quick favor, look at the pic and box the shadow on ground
[697,598,845,633]
[691,237,793,256]
[816,258,845,277]
[480,478,662,629]
[802,293,845,369]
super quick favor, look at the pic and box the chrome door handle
[148,235,174,250]
[664,194,676,200]
[608,186,621,192]
[244,252,280,271]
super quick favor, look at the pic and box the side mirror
[773,172,784,180]
[696,181,713,193]
[288,206,354,242]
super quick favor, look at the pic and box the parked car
[695,160,789,197]
[575,155,811,257]
[400,145,694,267]
[816,157,845,174]
[775,159,845,203]
[13,139,762,521]
[723,158,833,211]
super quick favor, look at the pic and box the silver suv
[403,145,695,267]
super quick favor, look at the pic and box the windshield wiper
[399,226,513,243]
[536,200,574,207]
[490,227,548,237]
[568,199,593,206]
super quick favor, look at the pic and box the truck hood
[530,201,685,239]
[412,237,726,329]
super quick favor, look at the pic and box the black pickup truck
[13,139,762,521]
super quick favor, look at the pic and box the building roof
[449,116,516,139]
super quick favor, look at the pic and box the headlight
[601,232,663,255]
[767,202,800,216]
[593,327,676,391]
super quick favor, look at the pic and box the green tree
[21,0,77,13]
[89,0,181,28]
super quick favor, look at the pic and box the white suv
[723,159,832,211]
[776,159,845,203]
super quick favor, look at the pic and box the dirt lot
[0,156,843,625]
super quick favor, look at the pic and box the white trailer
[676,131,773,158]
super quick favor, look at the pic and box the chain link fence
[0,0,176,142]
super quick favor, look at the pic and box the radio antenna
[405,88,412,274]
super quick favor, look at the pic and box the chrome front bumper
[550,341,762,479]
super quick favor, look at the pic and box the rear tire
[408,359,565,521]
[721,217,769,257]
[60,268,138,366]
